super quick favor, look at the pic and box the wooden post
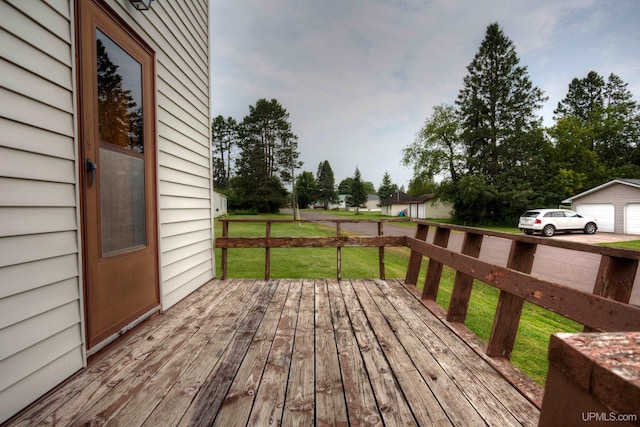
[378,221,385,279]
[336,221,341,280]
[486,240,536,359]
[422,227,451,300]
[265,221,271,280]
[221,220,228,280]
[585,255,638,332]
[405,223,428,286]
[447,232,483,322]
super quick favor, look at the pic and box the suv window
[522,211,539,218]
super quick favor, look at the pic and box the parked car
[518,209,598,237]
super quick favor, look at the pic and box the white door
[576,204,615,232]
[625,204,640,234]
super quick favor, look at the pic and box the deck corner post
[405,222,428,286]
[421,227,451,300]
[486,240,536,359]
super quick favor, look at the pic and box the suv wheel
[583,222,597,234]
[542,224,555,237]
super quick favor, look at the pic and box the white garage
[576,204,615,232]
[563,179,640,234]
[625,204,640,234]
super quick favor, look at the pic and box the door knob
[86,159,97,187]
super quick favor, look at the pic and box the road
[285,209,640,305]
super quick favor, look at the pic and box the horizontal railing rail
[216,218,409,280]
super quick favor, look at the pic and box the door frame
[75,0,160,354]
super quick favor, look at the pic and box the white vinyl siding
[0,1,83,422]
[0,0,212,422]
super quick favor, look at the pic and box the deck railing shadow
[216,218,640,424]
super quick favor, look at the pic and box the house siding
[571,183,640,234]
[0,0,212,422]
[0,1,83,422]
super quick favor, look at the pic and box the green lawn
[214,215,582,385]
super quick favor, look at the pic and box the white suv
[518,209,598,237]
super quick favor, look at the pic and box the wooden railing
[216,218,408,280]
[403,220,640,360]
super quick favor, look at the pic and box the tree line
[402,22,640,225]
[212,100,401,213]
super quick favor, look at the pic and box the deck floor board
[7,279,540,426]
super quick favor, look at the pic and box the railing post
[585,255,638,332]
[486,240,537,359]
[265,221,271,280]
[405,222,428,286]
[221,220,228,280]
[447,232,483,322]
[336,221,341,280]
[378,221,385,279]
[422,227,451,300]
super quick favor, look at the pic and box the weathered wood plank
[247,280,302,426]
[15,279,240,426]
[352,279,454,425]
[326,279,381,425]
[395,279,541,426]
[282,279,315,425]
[340,280,417,425]
[212,280,291,427]
[140,280,267,427]
[314,280,348,426]
[179,280,279,426]
[373,279,527,426]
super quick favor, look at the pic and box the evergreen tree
[211,115,238,189]
[346,167,368,214]
[295,171,318,209]
[316,161,337,209]
[234,98,298,213]
[452,22,551,223]
[377,172,399,203]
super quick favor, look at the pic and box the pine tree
[234,99,298,212]
[347,167,368,214]
[316,161,337,209]
[452,22,551,223]
[377,171,398,204]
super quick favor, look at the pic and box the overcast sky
[210,0,640,191]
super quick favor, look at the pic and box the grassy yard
[214,214,582,386]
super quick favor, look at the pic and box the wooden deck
[8,278,539,426]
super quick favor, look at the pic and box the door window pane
[100,147,146,255]
[96,29,143,153]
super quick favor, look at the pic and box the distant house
[562,179,640,234]
[380,192,452,219]
[341,193,381,212]
[0,1,213,422]
[213,191,228,217]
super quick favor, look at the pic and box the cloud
[211,0,640,189]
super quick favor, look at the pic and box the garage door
[576,204,615,232]
[625,204,640,234]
